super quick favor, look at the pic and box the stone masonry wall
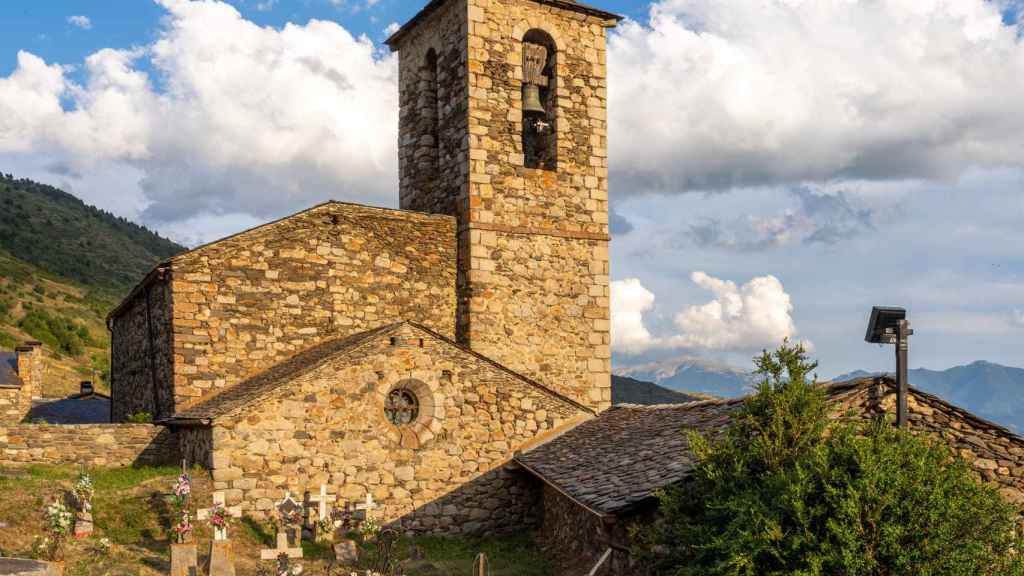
[393,0,615,412]
[209,324,587,534]
[539,484,610,575]
[397,0,469,219]
[836,382,1024,506]
[1,344,45,424]
[0,385,31,424]
[110,275,176,422]
[165,203,457,411]
[462,0,614,413]
[0,424,177,467]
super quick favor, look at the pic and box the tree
[635,340,1024,576]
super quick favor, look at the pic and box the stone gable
[109,202,458,420]
[185,322,590,533]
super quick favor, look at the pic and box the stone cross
[262,492,305,562]
[259,531,305,561]
[197,492,242,541]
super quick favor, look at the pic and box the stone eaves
[385,0,625,50]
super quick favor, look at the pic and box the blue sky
[1,0,1022,378]
[0,0,647,79]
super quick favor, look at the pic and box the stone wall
[393,0,616,412]
[208,324,587,533]
[538,484,610,576]
[168,204,458,411]
[110,203,459,416]
[836,382,1024,505]
[396,0,469,219]
[0,424,177,467]
[1,344,45,424]
[0,385,31,424]
[110,274,176,422]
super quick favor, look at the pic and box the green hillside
[0,173,183,293]
[0,174,186,397]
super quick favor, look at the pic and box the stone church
[109,0,624,534]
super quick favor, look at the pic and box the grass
[0,465,553,576]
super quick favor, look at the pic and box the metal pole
[895,319,910,429]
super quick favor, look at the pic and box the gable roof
[28,396,111,424]
[108,201,456,324]
[385,0,624,50]
[170,321,593,423]
[514,377,1024,516]
[0,352,22,388]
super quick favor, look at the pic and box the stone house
[515,377,1024,575]
[0,342,43,424]
[107,0,624,533]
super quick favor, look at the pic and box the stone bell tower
[387,0,622,412]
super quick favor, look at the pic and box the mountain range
[616,358,1024,432]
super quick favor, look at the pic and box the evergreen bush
[635,340,1024,576]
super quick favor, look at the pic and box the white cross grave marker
[354,493,378,522]
[305,485,337,525]
[197,492,242,541]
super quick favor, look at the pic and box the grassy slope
[0,175,185,397]
[0,250,117,397]
[0,465,552,576]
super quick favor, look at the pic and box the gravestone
[261,493,304,562]
[197,492,243,576]
[0,559,49,576]
[303,485,337,541]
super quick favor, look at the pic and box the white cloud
[67,15,92,30]
[383,22,401,38]
[1,0,398,243]
[609,0,1024,193]
[669,272,800,351]
[255,0,277,11]
[610,273,803,355]
[611,278,658,353]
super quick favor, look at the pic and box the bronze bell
[523,84,546,117]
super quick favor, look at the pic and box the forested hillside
[0,174,186,396]
[0,174,183,293]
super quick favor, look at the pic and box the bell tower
[388,0,622,412]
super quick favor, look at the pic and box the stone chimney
[80,381,94,396]
[15,341,43,399]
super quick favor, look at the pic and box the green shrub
[126,412,153,424]
[17,308,87,356]
[635,340,1024,576]
[0,329,17,350]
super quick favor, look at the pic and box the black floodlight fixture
[864,306,913,428]
[865,306,907,344]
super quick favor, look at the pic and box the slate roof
[385,0,624,49]
[27,395,111,424]
[0,352,22,388]
[514,379,886,516]
[171,321,592,423]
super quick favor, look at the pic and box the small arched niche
[521,29,558,171]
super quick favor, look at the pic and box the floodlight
[864,306,913,428]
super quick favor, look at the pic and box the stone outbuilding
[515,377,1024,575]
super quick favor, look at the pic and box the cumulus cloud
[1,0,398,241]
[611,279,658,353]
[609,0,1024,193]
[688,188,879,251]
[611,273,802,355]
[669,272,799,351]
[67,16,92,30]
